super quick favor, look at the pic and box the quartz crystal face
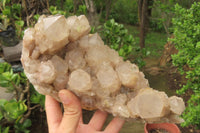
[21,15,185,123]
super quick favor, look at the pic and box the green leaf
[11,4,21,11]
[0,110,3,120]
[33,14,40,21]
[0,78,11,88]
[2,6,11,16]
[196,41,200,49]
[2,72,12,79]
[22,119,32,128]
[15,20,24,27]
[110,19,115,26]
[30,89,45,107]
[128,45,133,53]
[2,127,9,133]
[2,0,7,8]
[0,99,7,107]
[23,130,30,133]
[118,48,124,57]
[4,101,27,120]
[0,63,11,74]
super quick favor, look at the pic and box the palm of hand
[45,90,124,133]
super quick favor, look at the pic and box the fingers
[79,112,84,124]
[88,110,108,131]
[45,95,62,133]
[104,117,125,133]
[57,89,82,133]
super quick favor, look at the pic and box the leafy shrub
[171,2,200,129]
[0,62,45,132]
[99,19,146,68]
[0,0,24,38]
[100,19,135,59]
[49,6,67,16]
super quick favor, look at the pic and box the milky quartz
[21,15,185,123]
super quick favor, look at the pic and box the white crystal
[68,69,92,93]
[21,15,185,123]
[34,15,69,54]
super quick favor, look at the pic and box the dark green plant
[99,19,146,68]
[76,5,87,15]
[100,19,135,59]
[49,6,67,16]
[0,0,24,38]
[0,126,9,133]
[171,2,200,129]
[0,62,45,133]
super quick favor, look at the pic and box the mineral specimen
[21,15,185,123]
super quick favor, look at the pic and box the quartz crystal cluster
[21,15,185,123]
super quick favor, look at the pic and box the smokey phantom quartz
[21,15,185,123]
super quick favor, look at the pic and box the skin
[45,89,125,133]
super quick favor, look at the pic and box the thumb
[58,89,81,133]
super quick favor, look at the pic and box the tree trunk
[73,0,78,13]
[139,0,148,49]
[84,0,99,26]
[105,0,112,20]
[60,0,64,9]
[138,0,143,24]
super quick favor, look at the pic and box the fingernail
[59,91,71,105]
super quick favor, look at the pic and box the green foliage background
[0,63,45,133]
[171,2,200,129]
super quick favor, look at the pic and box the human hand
[45,89,125,133]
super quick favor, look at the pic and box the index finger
[45,95,62,132]
[104,117,125,133]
